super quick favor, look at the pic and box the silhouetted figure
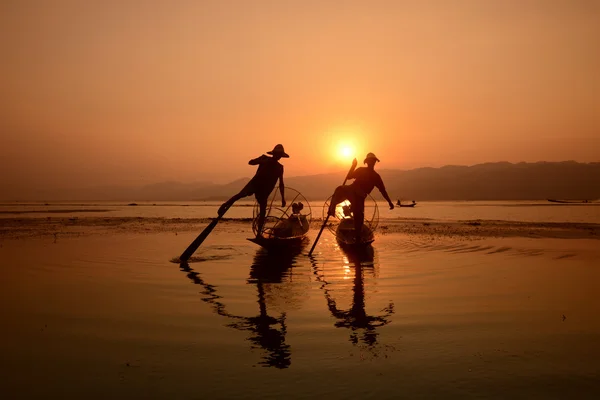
[328,153,394,242]
[218,144,288,237]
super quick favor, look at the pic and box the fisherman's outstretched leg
[328,186,351,216]
[218,193,242,216]
[219,185,254,216]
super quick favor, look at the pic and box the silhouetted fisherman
[218,144,288,237]
[328,152,394,243]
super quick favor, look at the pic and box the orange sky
[1,0,599,190]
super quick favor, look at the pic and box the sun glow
[337,144,355,162]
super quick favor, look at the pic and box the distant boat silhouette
[396,200,417,207]
[547,199,593,204]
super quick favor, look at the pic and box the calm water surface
[1,227,599,398]
[2,200,600,223]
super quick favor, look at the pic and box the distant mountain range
[3,161,599,202]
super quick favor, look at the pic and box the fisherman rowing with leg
[218,144,288,238]
[328,152,394,243]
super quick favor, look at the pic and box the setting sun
[337,144,355,162]
[340,146,353,158]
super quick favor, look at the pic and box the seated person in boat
[218,144,288,237]
[271,202,310,238]
[328,153,394,243]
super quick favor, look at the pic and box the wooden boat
[547,199,592,204]
[338,238,375,254]
[315,196,379,253]
[396,200,417,207]
[335,217,375,247]
[247,235,308,251]
[248,187,312,250]
[332,201,377,249]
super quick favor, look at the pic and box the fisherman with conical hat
[328,152,394,243]
[218,144,289,237]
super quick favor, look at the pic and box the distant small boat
[547,199,592,204]
[396,200,417,207]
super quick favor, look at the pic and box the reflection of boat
[180,245,306,369]
[249,187,311,250]
[547,199,592,204]
[396,199,417,207]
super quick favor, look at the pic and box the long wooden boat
[337,238,375,250]
[335,218,375,248]
[336,227,375,260]
[248,187,311,251]
[247,235,308,251]
[315,195,379,256]
[547,199,592,204]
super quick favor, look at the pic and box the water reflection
[312,245,395,347]
[180,240,307,369]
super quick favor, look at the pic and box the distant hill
[2,162,599,201]
[376,161,600,201]
[283,161,600,201]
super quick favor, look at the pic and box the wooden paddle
[308,160,357,256]
[179,205,230,262]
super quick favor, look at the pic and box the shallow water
[1,226,599,398]
[2,200,600,223]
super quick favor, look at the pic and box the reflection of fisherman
[326,264,394,346]
[180,248,299,368]
[271,202,309,238]
[328,153,394,242]
[218,144,288,237]
[312,252,394,347]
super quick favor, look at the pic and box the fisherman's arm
[377,179,395,210]
[279,167,286,207]
[346,158,358,180]
[248,155,270,165]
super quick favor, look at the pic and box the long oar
[308,161,355,256]
[179,205,230,262]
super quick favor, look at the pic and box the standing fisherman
[218,144,288,237]
[328,152,394,243]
